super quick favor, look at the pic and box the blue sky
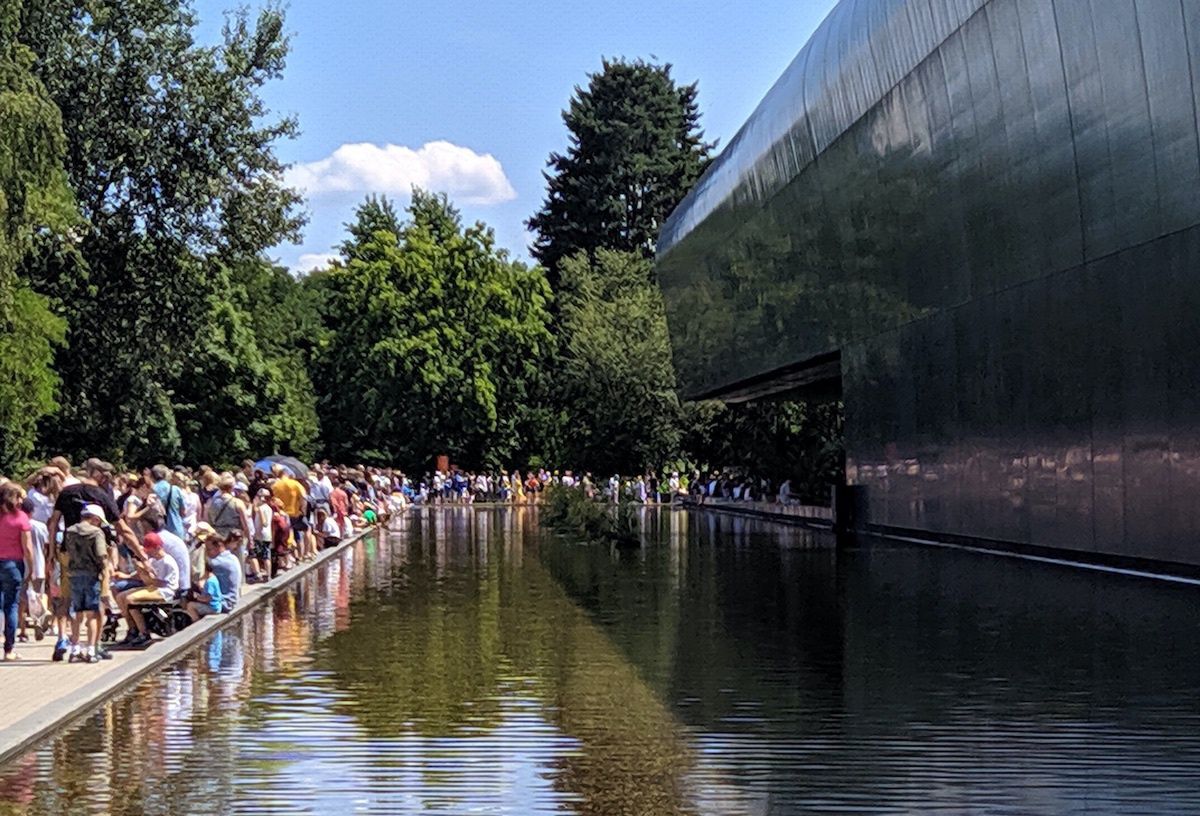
[193,0,840,272]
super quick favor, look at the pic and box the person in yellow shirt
[270,466,311,560]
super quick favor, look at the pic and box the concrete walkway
[0,528,374,766]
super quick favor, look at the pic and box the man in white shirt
[116,532,180,646]
[155,524,192,592]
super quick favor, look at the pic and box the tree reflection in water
[0,509,701,816]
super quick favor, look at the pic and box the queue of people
[408,467,789,507]
[0,457,389,663]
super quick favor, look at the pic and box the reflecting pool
[3,507,1200,815]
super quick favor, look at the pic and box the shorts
[290,515,308,533]
[194,603,220,619]
[69,574,102,614]
[122,587,169,605]
[253,540,272,562]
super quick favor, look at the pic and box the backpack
[63,523,107,576]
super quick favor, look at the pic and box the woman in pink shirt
[0,483,33,660]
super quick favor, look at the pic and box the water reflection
[3,508,1200,815]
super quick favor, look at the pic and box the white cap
[81,504,107,522]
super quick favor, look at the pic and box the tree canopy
[528,59,712,287]
[0,0,71,471]
[18,0,304,464]
[313,192,553,470]
[554,250,681,473]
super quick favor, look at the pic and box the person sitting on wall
[116,532,180,647]
[207,533,242,611]
[314,508,341,550]
[185,556,224,623]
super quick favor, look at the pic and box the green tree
[19,1,303,463]
[0,0,72,472]
[314,191,552,469]
[528,59,712,286]
[172,259,320,465]
[555,250,681,473]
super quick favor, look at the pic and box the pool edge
[0,527,377,767]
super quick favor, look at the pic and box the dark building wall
[656,0,1200,568]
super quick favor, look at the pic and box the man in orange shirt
[270,465,310,560]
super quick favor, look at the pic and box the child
[185,563,222,622]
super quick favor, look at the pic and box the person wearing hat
[60,503,111,663]
[189,522,218,587]
[115,531,180,647]
[47,458,135,662]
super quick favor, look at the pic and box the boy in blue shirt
[185,565,222,622]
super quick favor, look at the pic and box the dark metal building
[656,0,1200,571]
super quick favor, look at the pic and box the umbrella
[254,455,309,479]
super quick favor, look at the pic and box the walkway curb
[0,528,377,766]
[689,501,834,530]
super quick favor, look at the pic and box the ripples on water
[3,508,1200,815]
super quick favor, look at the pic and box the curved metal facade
[657,0,1200,569]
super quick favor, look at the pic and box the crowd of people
[0,457,804,663]
[408,468,795,507]
[0,457,392,663]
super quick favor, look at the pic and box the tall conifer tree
[528,59,712,287]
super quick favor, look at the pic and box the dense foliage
[312,193,552,470]
[541,485,639,546]
[0,0,71,471]
[18,0,305,464]
[554,250,681,473]
[527,59,712,286]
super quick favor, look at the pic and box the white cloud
[285,141,517,205]
[294,253,338,273]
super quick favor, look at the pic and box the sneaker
[52,639,68,662]
[95,647,113,660]
[67,650,81,663]
[119,629,141,646]
[130,633,151,647]
[85,652,102,664]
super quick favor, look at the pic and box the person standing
[271,466,309,560]
[150,465,186,539]
[206,474,250,576]
[61,504,110,663]
[47,459,135,662]
[177,472,200,535]
[329,476,350,539]
[18,494,49,644]
[250,489,273,583]
[0,484,34,661]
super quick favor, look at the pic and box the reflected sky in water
[3,507,1200,815]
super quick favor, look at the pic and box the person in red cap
[114,531,180,647]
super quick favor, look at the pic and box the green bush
[540,485,638,546]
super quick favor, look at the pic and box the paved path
[0,529,373,765]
